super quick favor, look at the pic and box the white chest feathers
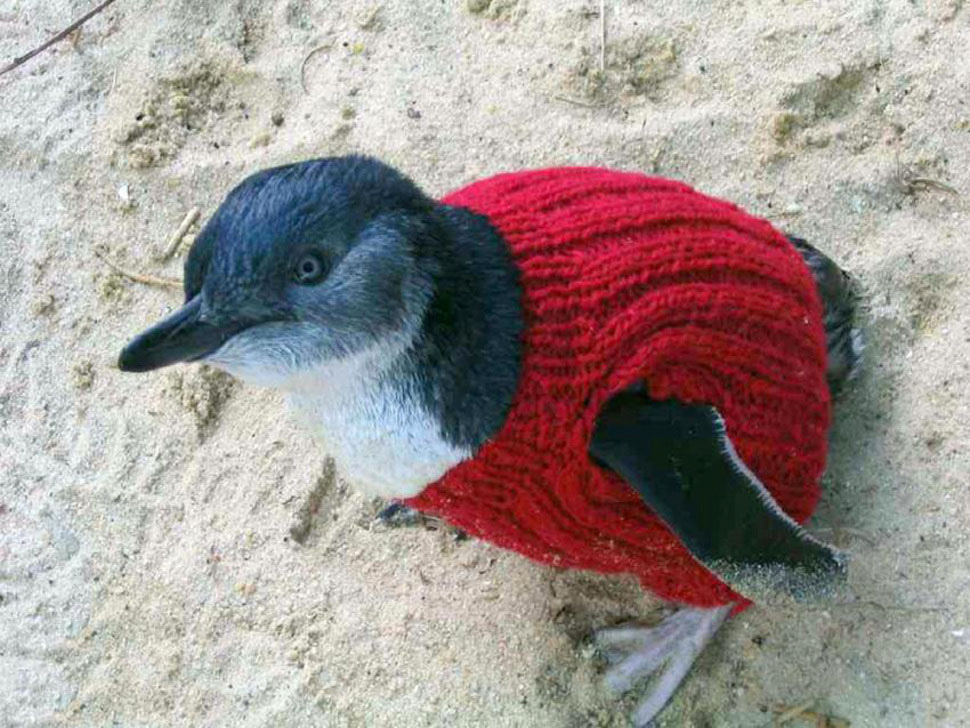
[284,364,472,499]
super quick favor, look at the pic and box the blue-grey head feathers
[183,155,523,451]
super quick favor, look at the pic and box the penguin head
[118,156,437,389]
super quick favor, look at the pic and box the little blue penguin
[118,155,862,725]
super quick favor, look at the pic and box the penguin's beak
[118,295,244,373]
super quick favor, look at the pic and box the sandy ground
[1,0,969,726]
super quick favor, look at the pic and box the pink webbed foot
[595,604,733,726]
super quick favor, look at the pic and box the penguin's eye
[293,252,327,285]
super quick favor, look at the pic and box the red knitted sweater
[406,167,831,608]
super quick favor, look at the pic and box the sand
[1,1,969,726]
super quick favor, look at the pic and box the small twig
[94,250,181,289]
[894,152,961,198]
[159,207,200,260]
[552,94,602,109]
[845,599,949,613]
[906,177,960,196]
[774,700,815,726]
[0,0,119,77]
[300,42,330,94]
[772,703,850,728]
[599,0,606,72]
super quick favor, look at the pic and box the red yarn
[406,167,831,608]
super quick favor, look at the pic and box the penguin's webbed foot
[376,502,469,540]
[377,501,422,526]
[595,604,733,726]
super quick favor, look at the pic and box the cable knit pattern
[406,167,831,608]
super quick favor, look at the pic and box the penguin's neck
[407,203,524,451]
[286,203,523,499]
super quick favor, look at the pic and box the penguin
[117,155,862,726]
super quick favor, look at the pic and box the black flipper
[589,390,847,605]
